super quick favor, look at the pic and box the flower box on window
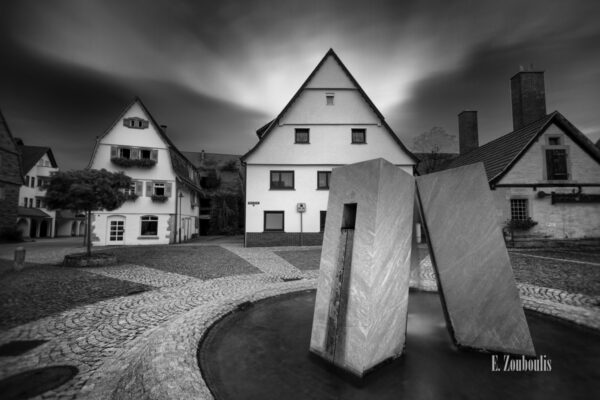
[151,194,169,202]
[111,157,157,168]
[505,218,538,230]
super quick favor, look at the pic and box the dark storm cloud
[1,0,599,169]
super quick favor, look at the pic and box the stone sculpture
[310,158,415,377]
[415,163,535,356]
[311,159,535,378]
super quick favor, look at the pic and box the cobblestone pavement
[0,244,598,399]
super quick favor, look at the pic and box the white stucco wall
[245,164,413,233]
[246,124,414,166]
[500,124,600,184]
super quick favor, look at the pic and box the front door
[107,216,125,244]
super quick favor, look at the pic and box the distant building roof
[18,145,58,173]
[445,111,600,183]
[182,151,241,169]
[18,207,51,218]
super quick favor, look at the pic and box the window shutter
[165,182,172,197]
[146,181,153,196]
[111,146,118,158]
[135,181,143,195]
[131,148,140,159]
[545,150,554,179]
[150,150,158,161]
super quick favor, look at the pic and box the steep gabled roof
[87,97,201,192]
[19,145,58,173]
[242,49,418,163]
[446,111,600,183]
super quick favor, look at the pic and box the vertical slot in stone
[324,203,357,361]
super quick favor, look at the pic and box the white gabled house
[241,49,417,247]
[88,98,201,245]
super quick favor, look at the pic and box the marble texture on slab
[310,158,415,377]
[415,163,535,356]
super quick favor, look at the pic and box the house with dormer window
[88,98,201,245]
[446,69,600,242]
[241,49,417,247]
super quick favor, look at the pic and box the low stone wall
[245,232,323,247]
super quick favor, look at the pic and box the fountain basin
[199,289,600,400]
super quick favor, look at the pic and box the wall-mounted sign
[551,193,600,204]
[248,201,260,206]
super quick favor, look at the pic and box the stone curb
[83,279,316,400]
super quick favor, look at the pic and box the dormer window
[326,93,334,105]
[123,117,149,129]
[547,136,561,145]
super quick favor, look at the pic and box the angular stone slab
[310,158,415,377]
[415,163,535,356]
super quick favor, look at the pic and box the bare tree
[412,127,458,174]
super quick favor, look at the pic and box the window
[510,199,528,221]
[25,176,30,186]
[546,149,568,180]
[326,93,334,105]
[30,177,35,187]
[122,182,136,196]
[123,117,149,129]
[141,215,158,236]
[23,197,28,207]
[264,211,284,231]
[295,128,310,144]
[317,171,331,189]
[28,198,33,208]
[351,128,366,144]
[140,149,152,159]
[154,183,165,196]
[35,199,41,208]
[548,136,561,145]
[270,171,294,190]
[320,211,327,232]
[109,220,125,241]
[119,148,131,159]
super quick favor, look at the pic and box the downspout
[173,179,178,245]
[242,159,247,248]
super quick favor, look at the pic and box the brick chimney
[511,69,546,130]
[458,110,479,155]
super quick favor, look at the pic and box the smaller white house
[88,98,201,245]
[15,142,82,238]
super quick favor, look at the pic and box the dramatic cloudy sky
[1,0,599,170]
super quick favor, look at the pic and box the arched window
[141,215,158,236]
